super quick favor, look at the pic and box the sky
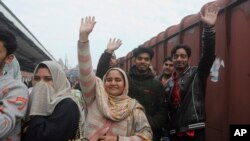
[2,0,212,69]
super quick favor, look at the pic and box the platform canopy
[0,1,55,72]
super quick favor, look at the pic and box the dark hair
[35,63,49,74]
[171,44,191,57]
[133,46,154,60]
[163,56,172,63]
[37,63,48,69]
[0,26,17,55]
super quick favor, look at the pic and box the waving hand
[200,4,220,27]
[106,38,122,53]
[79,16,96,42]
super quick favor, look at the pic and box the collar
[174,66,191,78]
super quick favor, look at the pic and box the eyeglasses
[33,76,53,82]
[173,54,188,59]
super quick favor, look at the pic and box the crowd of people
[0,4,219,141]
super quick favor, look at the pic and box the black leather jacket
[165,27,216,134]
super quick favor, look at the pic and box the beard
[137,68,148,73]
[174,63,189,72]
[0,61,6,73]
[135,64,149,73]
[163,72,172,78]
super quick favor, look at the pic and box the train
[117,0,250,141]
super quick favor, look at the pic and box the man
[156,56,174,86]
[155,56,174,141]
[127,46,167,141]
[96,38,122,79]
[0,26,29,141]
[164,4,219,141]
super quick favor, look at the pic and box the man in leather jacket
[164,4,220,141]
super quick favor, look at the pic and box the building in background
[0,1,55,83]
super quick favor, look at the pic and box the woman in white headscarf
[22,61,84,141]
[78,17,152,141]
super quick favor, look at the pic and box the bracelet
[117,136,119,141]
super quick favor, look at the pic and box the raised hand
[106,38,122,53]
[200,3,220,27]
[79,16,96,42]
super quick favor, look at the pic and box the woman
[22,61,84,141]
[78,17,152,141]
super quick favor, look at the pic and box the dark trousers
[170,129,205,141]
[153,129,162,141]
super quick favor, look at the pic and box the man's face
[162,60,174,76]
[109,55,117,66]
[135,53,151,72]
[0,41,13,72]
[172,48,190,72]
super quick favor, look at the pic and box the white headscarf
[95,67,143,121]
[28,61,84,119]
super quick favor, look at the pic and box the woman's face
[104,70,125,96]
[32,67,54,87]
